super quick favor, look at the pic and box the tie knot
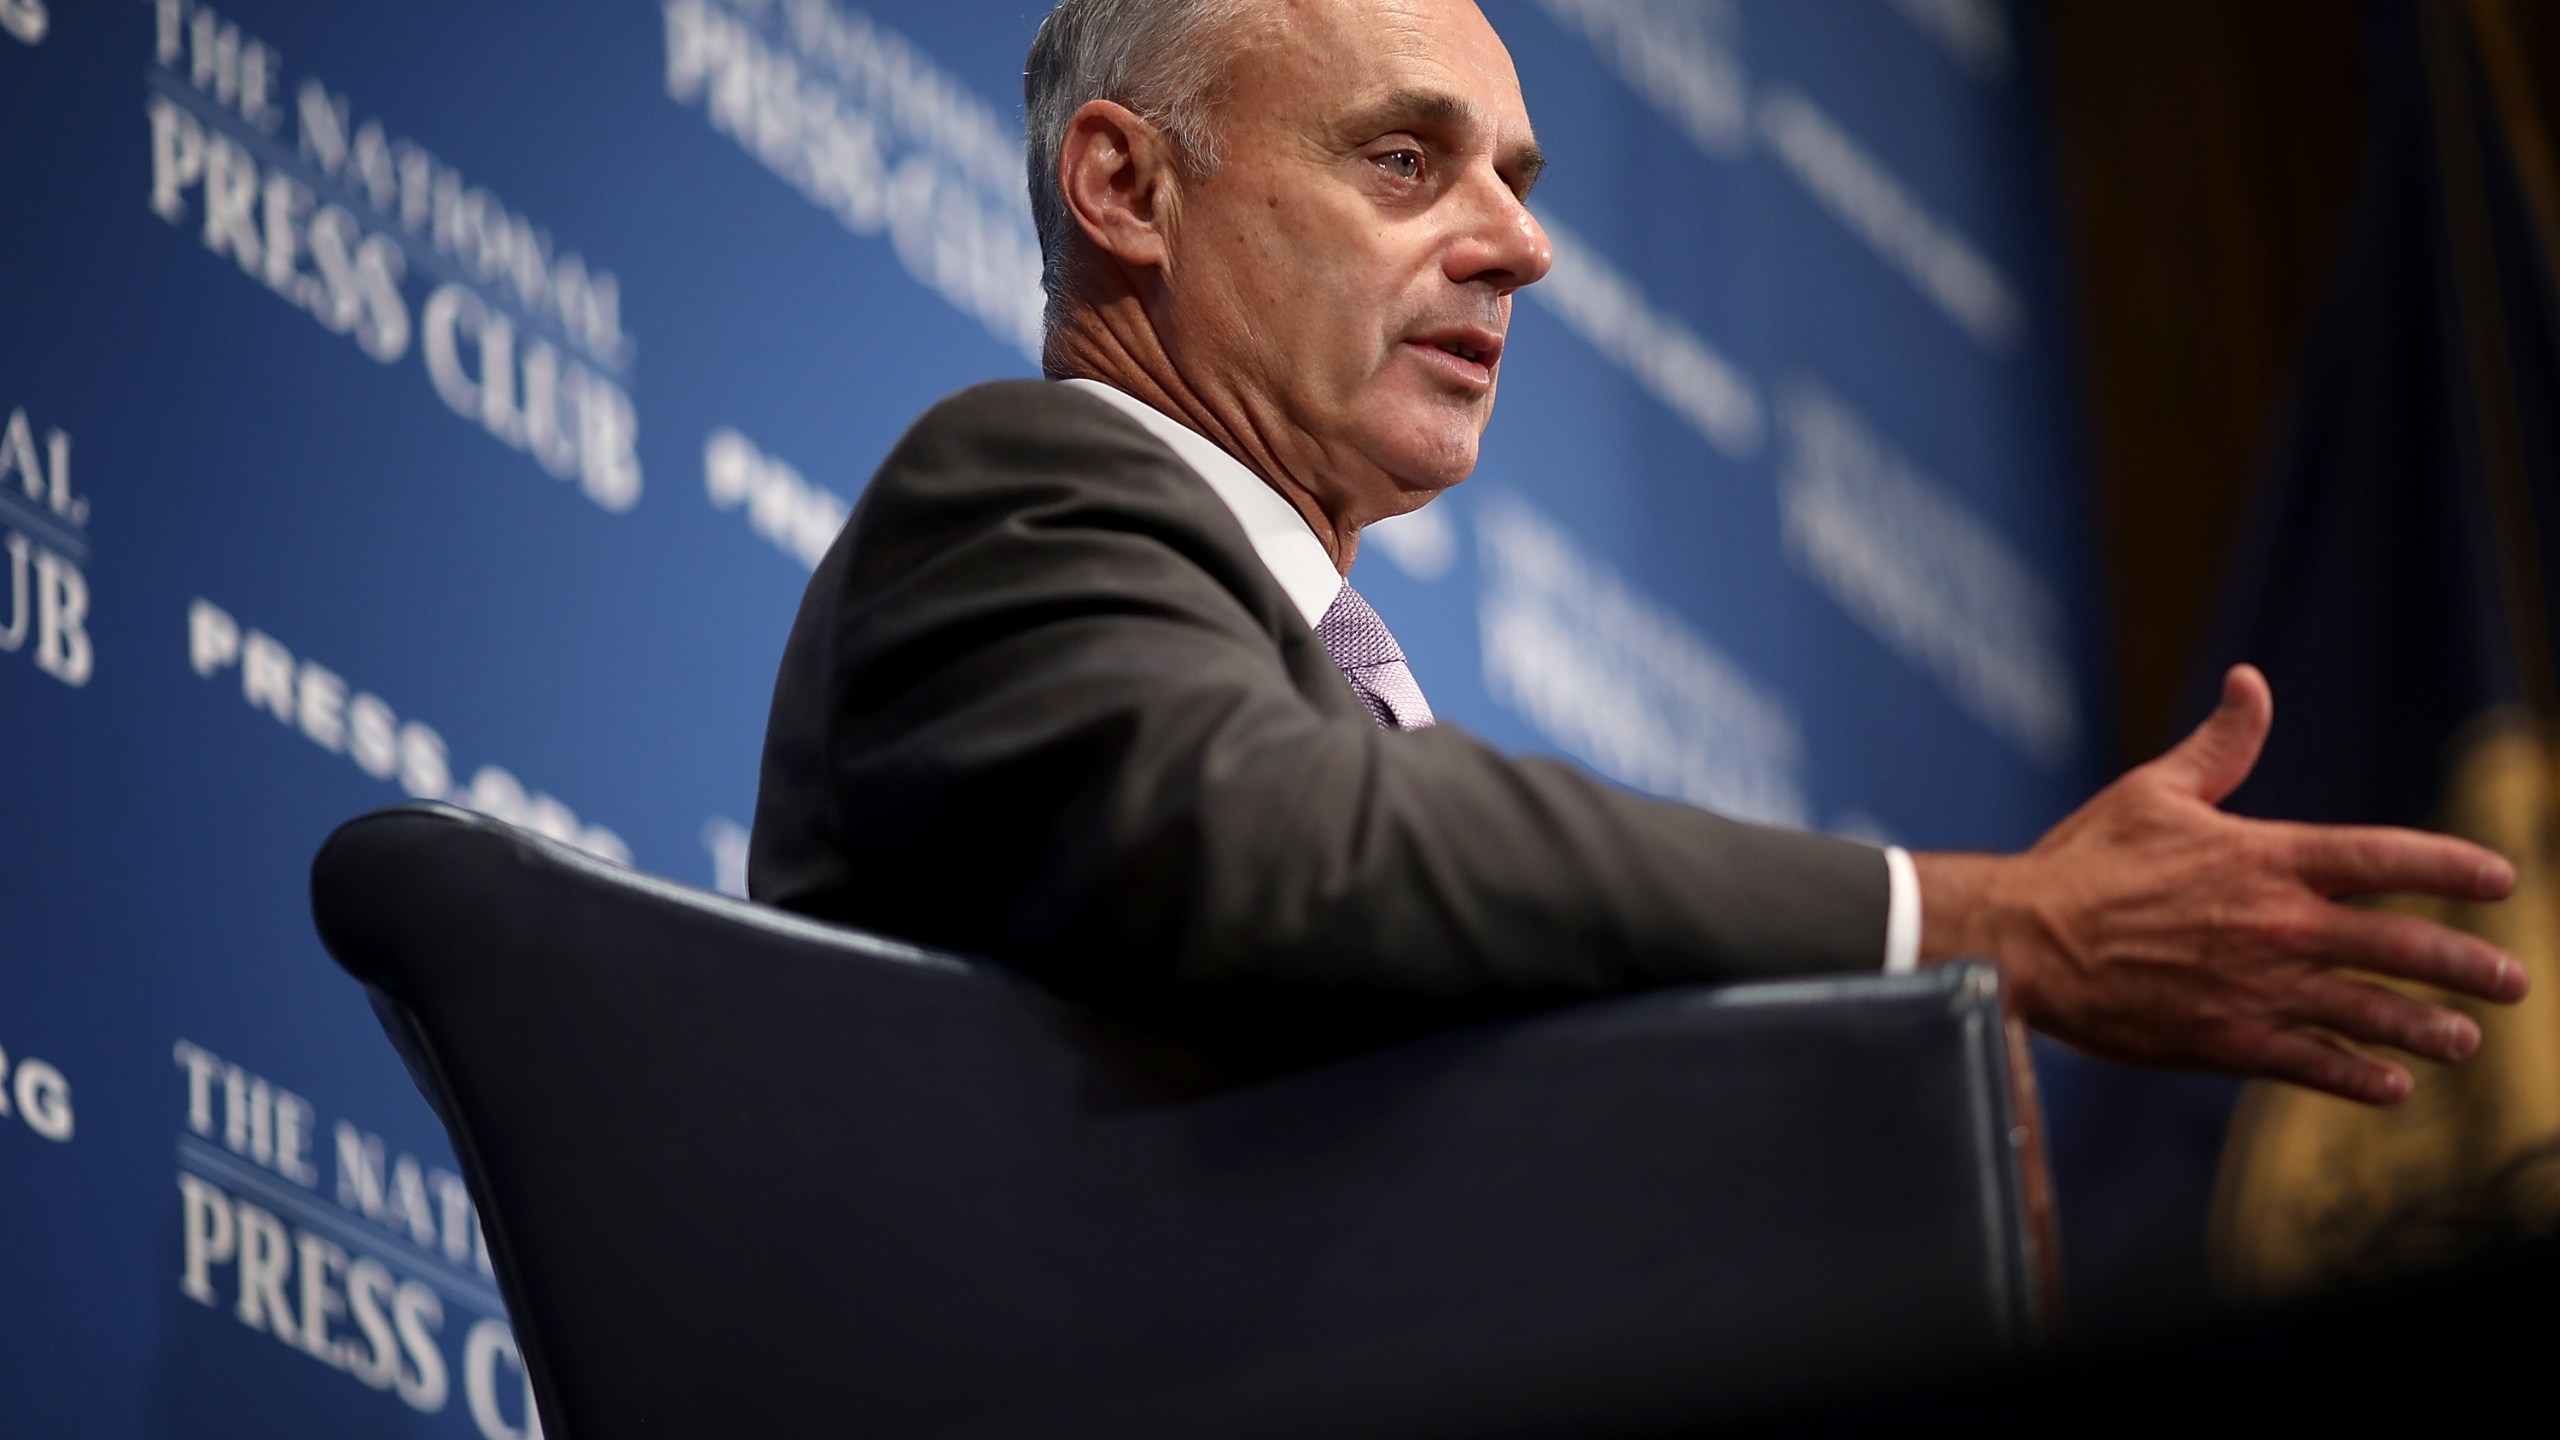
[1316,583,1407,671]
[1316,583,1434,730]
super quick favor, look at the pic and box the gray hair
[1024,0,1261,331]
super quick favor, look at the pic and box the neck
[1045,296,1359,574]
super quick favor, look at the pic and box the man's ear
[1058,99,1181,275]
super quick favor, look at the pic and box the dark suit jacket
[751,381,1890,1067]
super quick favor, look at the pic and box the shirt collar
[1058,378,1344,630]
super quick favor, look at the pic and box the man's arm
[1916,664,2526,1105]
[752,383,1892,1009]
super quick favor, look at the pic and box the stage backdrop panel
[0,1,2097,1433]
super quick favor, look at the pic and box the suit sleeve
[750,383,1890,1010]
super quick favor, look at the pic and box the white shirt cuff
[1882,845,1921,976]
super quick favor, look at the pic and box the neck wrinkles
[1046,299,1358,574]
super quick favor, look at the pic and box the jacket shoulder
[886,379,1181,489]
[846,378,1262,576]
[914,378,1113,430]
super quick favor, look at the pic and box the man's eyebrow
[1511,138,1547,198]
[1340,86,1549,196]
[1343,86,1476,139]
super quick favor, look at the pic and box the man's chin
[1365,428,1482,496]
[1337,377,1489,488]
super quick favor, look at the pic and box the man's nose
[1446,178,1554,294]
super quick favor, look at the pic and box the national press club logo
[143,0,643,516]
[1,405,94,690]
[172,1040,542,1438]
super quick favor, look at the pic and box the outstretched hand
[1917,664,2527,1105]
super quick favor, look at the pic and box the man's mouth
[1405,327,1506,389]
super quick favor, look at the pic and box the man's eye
[1377,149,1423,181]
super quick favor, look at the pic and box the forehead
[1237,0,1532,136]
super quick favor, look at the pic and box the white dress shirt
[1056,377,1922,975]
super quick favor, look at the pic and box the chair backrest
[312,803,2052,1440]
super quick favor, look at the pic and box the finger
[2305,904,2528,1002]
[2283,823,2517,901]
[2149,664,2272,804]
[2285,976,2480,1063]
[2251,1027,2412,1106]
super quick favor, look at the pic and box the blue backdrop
[0,1,2099,1432]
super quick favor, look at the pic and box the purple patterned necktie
[1315,583,1435,731]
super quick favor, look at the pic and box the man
[752,0,2525,1096]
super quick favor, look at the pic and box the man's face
[1157,0,1550,525]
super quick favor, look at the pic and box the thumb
[2152,664,2273,804]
